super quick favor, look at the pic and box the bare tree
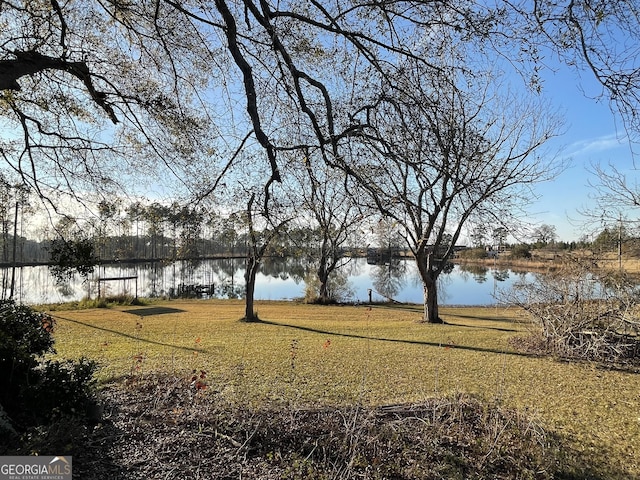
[242,189,293,321]
[586,163,640,220]
[0,1,216,207]
[3,1,640,308]
[531,224,558,245]
[350,58,562,323]
[189,0,640,186]
[202,151,295,321]
[516,0,640,146]
[284,153,366,304]
[3,1,640,218]
[576,163,640,254]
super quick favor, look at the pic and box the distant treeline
[0,230,365,268]
[0,214,634,269]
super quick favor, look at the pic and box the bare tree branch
[0,51,117,123]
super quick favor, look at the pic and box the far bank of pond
[1,257,536,306]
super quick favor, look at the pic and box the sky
[3,10,635,246]
[524,61,635,242]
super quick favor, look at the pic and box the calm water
[0,257,533,306]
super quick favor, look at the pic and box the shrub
[0,300,97,435]
[510,244,532,259]
[457,247,488,259]
[0,301,55,414]
[26,358,97,422]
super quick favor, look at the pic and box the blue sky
[526,61,635,242]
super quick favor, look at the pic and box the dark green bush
[0,300,55,415]
[0,300,97,434]
[26,358,97,422]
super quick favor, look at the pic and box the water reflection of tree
[261,256,307,283]
[304,268,354,303]
[211,258,239,278]
[56,280,75,298]
[458,264,488,283]
[432,262,456,304]
[210,258,241,297]
[437,270,453,304]
[216,282,244,299]
[343,258,364,278]
[177,258,202,286]
[371,259,408,300]
[145,261,163,297]
[492,269,510,282]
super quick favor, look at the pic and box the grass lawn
[48,299,640,479]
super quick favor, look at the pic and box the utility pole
[9,201,18,299]
[618,213,623,272]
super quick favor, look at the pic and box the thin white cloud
[566,133,627,158]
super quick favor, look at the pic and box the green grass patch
[48,299,640,479]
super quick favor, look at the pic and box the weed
[131,352,146,376]
[190,369,208,391]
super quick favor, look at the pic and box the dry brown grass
[48,300,640,479]
[597,252,640,274]
[459,249,640,275]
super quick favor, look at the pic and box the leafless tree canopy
[0,1,215,205]
[1,0,638,205]
[344,55,563,321]
[591,163,640,210]
[521,0,640,144]
[283,153,366,303]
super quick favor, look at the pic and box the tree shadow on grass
[441,320,520,333]
[257,319,537,359]
[367,303,524,329]
[445,311,527,325]
[52,312,209,354]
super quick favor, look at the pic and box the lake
[0,257,534,306]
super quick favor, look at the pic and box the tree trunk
[317,262,331,304]
[318,276,330,303]
[416,249,443,323]
[422,275,442,324]
[243,256,259,321]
